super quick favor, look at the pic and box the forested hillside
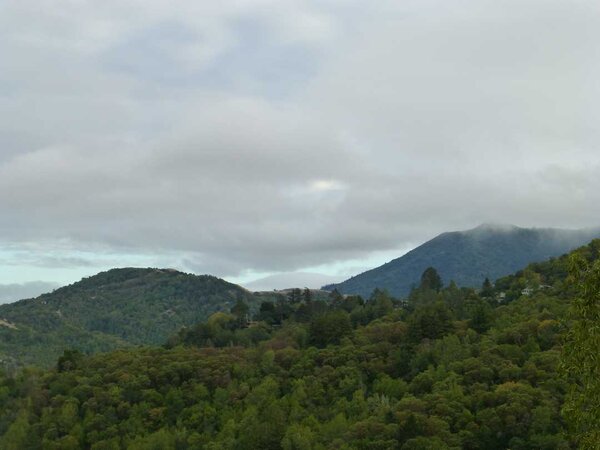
[324,224,600,297]
[2,242,598,449]
[0,268,261,368]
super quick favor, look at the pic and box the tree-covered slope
[0,268,259,368]
[324,224,600,297]
[3,241,597,449]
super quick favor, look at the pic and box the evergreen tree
[468,300,493,333]
[480,277,493,297]
[370,289,394,318]
[302,288,313,304]
[231,299,249,319]
[258,301,276,324]
[419,267,443,292]
[231,299,250,327]
[408,301,453,341]
[288,288,302,304]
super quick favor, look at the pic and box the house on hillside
[521,287,534,296]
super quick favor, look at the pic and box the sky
[1,0,599,302]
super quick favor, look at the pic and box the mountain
[0,267,259,368]
[323,224,600,298]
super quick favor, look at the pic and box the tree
[480,278,493,297]
[281,424,315,450]
[420,267,443,292]
[309,310,352,347]
[231,299,249,326]
[275,297,293,323]
[561,252,600,448]
[129,429,177,450]
[302,288,313,304]
[468,300,493,333]
[0,411,33,450]
[328,289,343,304]
[408,301,453,342]
[57,349,83,372]
[369,289,394,318]
[288,288,302,304]
[258,302,277,324]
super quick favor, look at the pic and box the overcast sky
[1,0,599,300]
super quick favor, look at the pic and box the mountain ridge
[324,224,600,297]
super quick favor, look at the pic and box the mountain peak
[471,223,520,233]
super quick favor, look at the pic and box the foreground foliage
[561,242,600,449]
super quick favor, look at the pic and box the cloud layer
[1,0,599,282]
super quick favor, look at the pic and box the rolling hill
[0,267,261,368]
[323,224,600,298]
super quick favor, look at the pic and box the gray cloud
[1,0,599,281]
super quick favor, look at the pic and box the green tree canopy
[562,248,600,448]
[420,267,443,292]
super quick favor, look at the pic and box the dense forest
[0,241,599,449]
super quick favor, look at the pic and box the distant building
[521,287,534,296]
